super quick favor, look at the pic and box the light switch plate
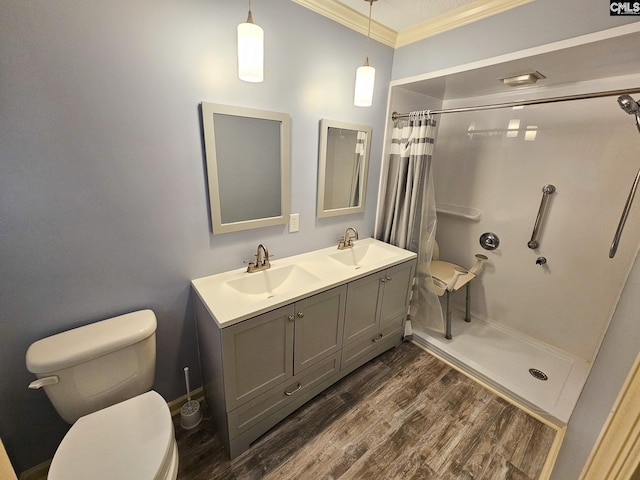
[289,213,300,233]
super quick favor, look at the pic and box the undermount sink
[225,264,321,299]
[328,242,397,268]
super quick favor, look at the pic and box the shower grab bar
[609,168,640,258]
[528,184,556,249]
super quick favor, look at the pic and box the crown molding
[293,0,535,49]
[291,0,397,47]
[395,0,535,48]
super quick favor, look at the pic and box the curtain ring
[416,110,430,122]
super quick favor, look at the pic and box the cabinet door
[379,261,415,328]
[343,271,384,344]
[222,305,295,410]
[293,285,346,374]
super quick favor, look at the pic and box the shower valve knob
[536,257,547,265]
[479,232,500,250]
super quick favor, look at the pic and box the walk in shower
[383,29,640,425]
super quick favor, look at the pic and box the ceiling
[293,0,534,48]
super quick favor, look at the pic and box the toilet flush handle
[28,376,58,389]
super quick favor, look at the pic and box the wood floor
[175,342,559,480]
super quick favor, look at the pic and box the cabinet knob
[287,315,295,322]
[380,277,387,283]
[296,311,304,318]
[372,333,384,342]
[386,276,392,281]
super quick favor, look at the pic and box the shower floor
[413,308,590,425]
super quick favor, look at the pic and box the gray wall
[0,0,392,472]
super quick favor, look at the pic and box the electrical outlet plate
[289,213,299,233]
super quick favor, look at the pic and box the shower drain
[529,368,548,381]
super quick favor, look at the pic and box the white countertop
[191,237,416,328]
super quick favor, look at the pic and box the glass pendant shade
[237,18,263,83]
[354,63,375,107]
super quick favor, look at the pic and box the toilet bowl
[26,310,178,480]
[48,391,178,480]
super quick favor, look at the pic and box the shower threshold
[413,309,590,425]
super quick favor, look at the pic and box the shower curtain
[349,130,367,207]
[375,112,444,333]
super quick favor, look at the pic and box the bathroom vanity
[192,238,416,458]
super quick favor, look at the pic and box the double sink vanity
[192,236,416,458]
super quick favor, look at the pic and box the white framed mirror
[317,119,372,218]
[201,102,291,234]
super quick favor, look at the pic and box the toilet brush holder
[180,366,202,430]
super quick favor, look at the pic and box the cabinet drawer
[341,323,404,371]
[228,352,341,438]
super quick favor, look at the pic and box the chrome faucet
[338,227,359,250]
[247,244,271,273]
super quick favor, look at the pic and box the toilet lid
[49,391,175,480]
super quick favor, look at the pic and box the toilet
[25,310,178,480]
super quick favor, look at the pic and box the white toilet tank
[26,310,157,424]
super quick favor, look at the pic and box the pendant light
[237,0,264,83]
[354,0,376,107]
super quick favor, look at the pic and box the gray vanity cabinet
[379,261,415,328]
[221,305,294,411]
[342,272,381,342]
[194,257,415,459]
[293,286,346,373]
[195,284,348,458]
[221,286,346,411]
[342,261,415,371]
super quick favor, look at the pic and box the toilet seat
[48,391,178,480]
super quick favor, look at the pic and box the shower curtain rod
[391,86,640,120]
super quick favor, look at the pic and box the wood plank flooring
[175,342,558,480]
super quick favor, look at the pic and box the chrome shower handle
[609,168,640,258]
[528,184,556,249]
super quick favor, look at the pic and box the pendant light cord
[247,0,253,24]
[365,0,373,65]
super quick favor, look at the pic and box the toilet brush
[180,366,202,430]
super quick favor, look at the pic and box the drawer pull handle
[284,383,302,396]
[372,333,384,342]
[297,311,304,318]
[287,315,294,322]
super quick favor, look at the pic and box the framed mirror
[201,102,290,234]
[317,119,372,218]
